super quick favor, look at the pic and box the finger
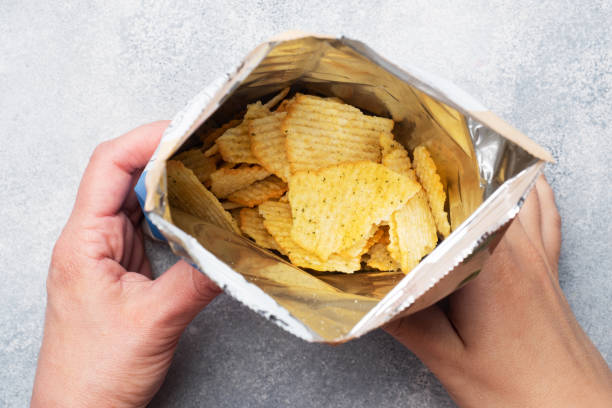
[517,185,555,271]
[139,256,153,279]
[518,184,543,244]
[73,121,169,218]
[124,168,146,224]
[121,217,135,270]
[384,304,464,370]
[152,260,221,328]
[535,175,562,272]
[126,227,147,275]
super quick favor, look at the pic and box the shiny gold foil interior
[166,37,540,341]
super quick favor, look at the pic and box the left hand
[31,121,221,408]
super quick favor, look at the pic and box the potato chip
[379,136,438,273]
[250,112,291,181]
[325,96,344,104]
[337,225,380,259]
[173,148,217,184]
[258,201,360,273]
[413,146,450,237]
[366,242,399,271]
[263,87,290,109]
[275,98,294,112]
[229,208,242,226]
[221,201,243,210]
[379,133,416,180]
[387,190,438,273]
[227,176,287,207]
[283,94,394,173]
[200,119,242,150]
[166,160,240,234]
[288,161,420,260]
[239,208,280,251]
[209,165,270,198]
[203,144,219,157]
[215,102,270,164]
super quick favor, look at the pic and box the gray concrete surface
[1,1,610,406]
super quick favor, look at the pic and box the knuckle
[91,140,114,162]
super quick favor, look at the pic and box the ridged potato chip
[387,190,438,273]
[366,242,399,271]
[275,98,294,112]
[283,94,394,173]
[239,207,280,251]
[379,133,416,180]
[337,225,380,259]
[166,160,240,234]
[263,87,290,110]
[258,201,360,273]
[209,165,270,198]
[379,134,438,273]
[227,176,287,207]
[216,102,270,164]
[288,161,420,260]
[200,119,241,150]
[249,112,291,181]
[413,146,450,237]
[173,148,217,184]
[203,144,219,157]
[221,201,243,210]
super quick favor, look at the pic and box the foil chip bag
[135,32,552,343]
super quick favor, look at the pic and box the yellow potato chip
[379,133,417,180]
[413,146,450,237]
[227,176,287,207]
[203,144,219,157]
[199,119,242,150]
[250,112,291,181]
[229,208,242,226]
[380,135,438,273]
[209,164,271,198]
[166,160,240,234]
[283,94,394,173]
[288,161,420,260]
[215,102,270,164]
[263,87,290,109]
[275,98,294,112]
[325,96,344,104]
[221,201,243,210]
[337,225,380,259]
[173,148,217,184]
[239,208,280,251]
[258,201,360,273]
[366,242,399,271]
[387,190,438,274]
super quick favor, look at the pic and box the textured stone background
[1,1,610,406]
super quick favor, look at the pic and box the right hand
[386,176,612,407]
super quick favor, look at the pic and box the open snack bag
[135,33,552,343]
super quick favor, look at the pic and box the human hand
[31,122,221,408]
[386,176,612,407]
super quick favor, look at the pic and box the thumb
[384,304,464,371]
[152,260,221,328]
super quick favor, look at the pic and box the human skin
[31,122,221,408]
[31,121,612,407]
[385,176,612,407]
